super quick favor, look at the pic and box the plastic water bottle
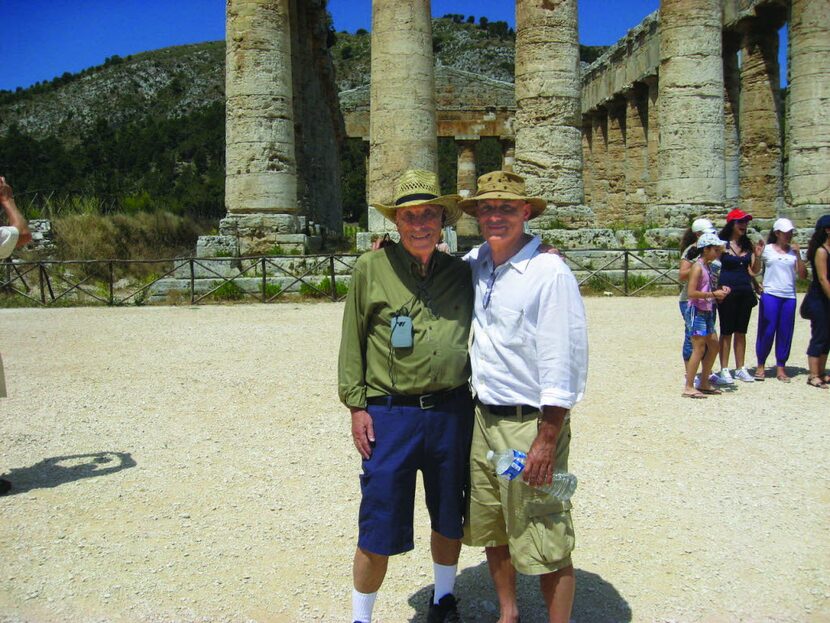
[487,449,577,502]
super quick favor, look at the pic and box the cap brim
[371,195,463,226]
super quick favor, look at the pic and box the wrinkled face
[475,199,531,245]
[395,204,444,257]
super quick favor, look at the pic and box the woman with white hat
[677,218,716,371]
[753,218,807,381]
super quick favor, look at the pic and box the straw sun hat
[371,169,462,226]
[458,170,547,219]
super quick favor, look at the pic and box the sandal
[776,375,791,383]
[807,376,828,389]
[682,391,707,399]
[698,387,722,395]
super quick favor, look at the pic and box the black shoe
[426,590,461,623]
[0,478,11,495]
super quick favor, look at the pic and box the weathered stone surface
[656,0,725,210]
[196,236,239,259]
[455,140,479,237]
[739,19,783,218]
[367,0,437,233]
[604,98,627,225]
[785,0,830,222]
[723,39,741,210]
[624,85,649,224]
[514,0,583,208]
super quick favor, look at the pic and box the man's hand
[523,406,567,487]
[538,244,563,257]
[351,408,375,459]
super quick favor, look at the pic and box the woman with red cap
[715,209,764,384]
[802,215,830,388]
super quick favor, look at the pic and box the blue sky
[1,1,786,92]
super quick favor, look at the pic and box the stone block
[196,235,238,259]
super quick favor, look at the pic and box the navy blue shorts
[358,391,473,556]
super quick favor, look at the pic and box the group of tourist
[680,209,830,398]
[339,168,587,623]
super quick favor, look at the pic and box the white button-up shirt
[466,236,588,410]
[0,226,19,260]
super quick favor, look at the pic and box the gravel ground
[0,298,828,623]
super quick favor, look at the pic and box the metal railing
[1,249,681,307]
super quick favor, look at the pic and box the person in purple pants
[754,218,807,382]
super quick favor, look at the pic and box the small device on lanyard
[390,314,413,348]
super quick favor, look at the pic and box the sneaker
[718,368,735,385]
[427,591,461,623]
[693,374,701,389]
[734,367,755,383]
[709,373,722,385]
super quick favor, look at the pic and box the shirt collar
[481,235,541,275]
[391,241,439,279]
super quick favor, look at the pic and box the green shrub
[212,281,246,301]
[299,277,348,299]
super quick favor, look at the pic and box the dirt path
[0,298,827,622]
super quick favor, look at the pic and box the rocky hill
[0,15,606,144]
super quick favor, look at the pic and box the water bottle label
[501,449,527,481]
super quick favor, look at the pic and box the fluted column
[723,35,741,210]
[500,138,516,172]
[654,0,725,224]
[606,97,626,225]
[591,110,608,214]
[739,19,783,219]
[786,0,830,223]
[582,120,594,206]
[455,139,479,237]
[514,0,583,209]
[368,0,438,232]
[225,0,298,223]
[645,77,659,211]
[624,85,649,224]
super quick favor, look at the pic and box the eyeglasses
[483,269,497,309]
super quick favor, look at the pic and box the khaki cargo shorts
[463,402,575,576]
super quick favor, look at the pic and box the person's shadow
[2,451,136,495]
[408,564,631,622]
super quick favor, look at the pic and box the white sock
[433,562,458,603]
[352,588,377,623]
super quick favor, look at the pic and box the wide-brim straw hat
[371,169,462,226]
[458,170,547,219]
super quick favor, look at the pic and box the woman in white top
[754,218,807,381]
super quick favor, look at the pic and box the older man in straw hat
[338,169,474,622]
[458,170,588,623]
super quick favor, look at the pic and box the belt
[366,385,469,410]
[477,400,538,417]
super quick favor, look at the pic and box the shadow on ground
[2,451,136,495]
[407,563,630,622]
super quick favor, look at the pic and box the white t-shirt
[0,226,19,260]
[761,244,798,298]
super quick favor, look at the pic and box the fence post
[39,263,46,305]
[189,258,195,305]
[329,255,337,301]
[261,257,267,303]
[108,261,114,305]
[623,251,629,296]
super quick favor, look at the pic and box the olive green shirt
[338,243,473,409]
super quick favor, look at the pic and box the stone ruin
[217,0,829,256]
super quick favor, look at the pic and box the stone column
[514,0,583,209]
[582,120,594,207]
[786,0,830,223]
[653,0,725,225]
[500,138,516,172]
[645,77,659,211]
[605,97,626,226]
[455,139,479,237]
[367,0,438,232]
[723,35,741,211]
[739,19,783,219]
[225,0,298,224]
[591,110,609,215]
[624,85,649,224]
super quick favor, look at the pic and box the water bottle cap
[486,450,495,461]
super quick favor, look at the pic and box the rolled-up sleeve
[536,270,588,410]
[0,226,19,260]
[338,262,369,409]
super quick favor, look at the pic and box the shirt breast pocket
[492,306,526,347]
